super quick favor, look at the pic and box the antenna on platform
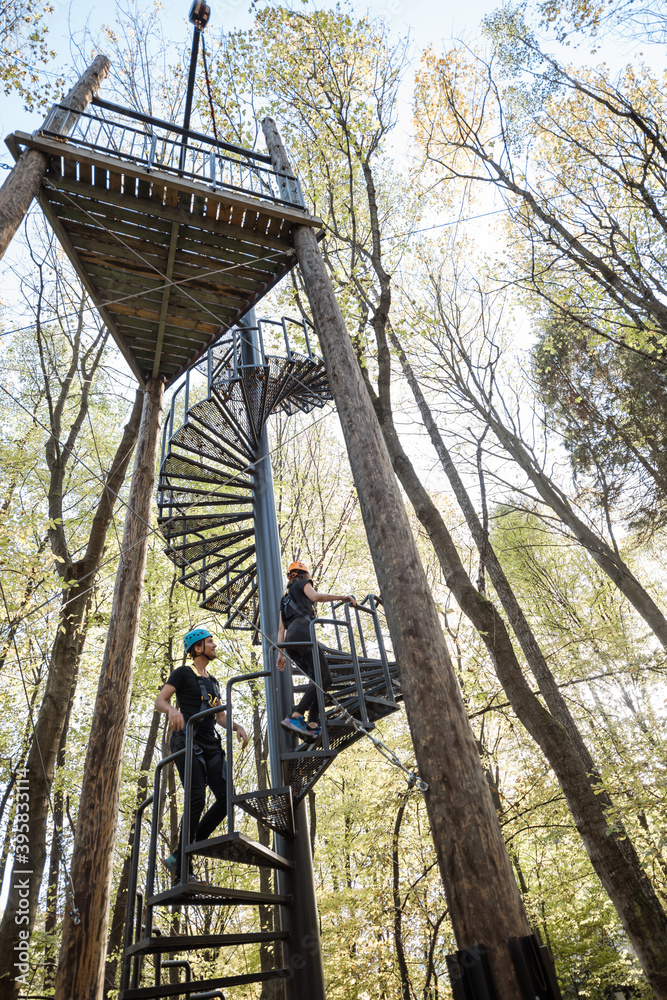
[183,0,211,134]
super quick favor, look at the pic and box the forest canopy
[1,1,667,998]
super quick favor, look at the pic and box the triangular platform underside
[9,131,322,387]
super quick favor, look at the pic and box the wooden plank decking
[8,130,322,386]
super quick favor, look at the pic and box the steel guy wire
[0,578,81,926]
[41,177,294,335]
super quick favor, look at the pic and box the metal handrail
[40,101,306,209]
[160,316,320,453]
[120,793,153,993]
[145,747,187,938]
[180,703,229,884]
[225,670,271,833]
[277,597,398,750]
[92,96,272,162]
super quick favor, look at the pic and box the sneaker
[186,874,209,886]
[281,716,318,742]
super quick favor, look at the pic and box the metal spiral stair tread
[158,400,258,627]
[157,335,332,632]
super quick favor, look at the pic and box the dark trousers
[285,622,332,723]
[171,730,227,875]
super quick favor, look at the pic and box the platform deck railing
[40,97,306,208]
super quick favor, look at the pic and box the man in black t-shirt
[277,560,357,741]
[155,627,248,882]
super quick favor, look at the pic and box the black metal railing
[277,596,399,751]
[159,315,322,468]
[40,98,306,209]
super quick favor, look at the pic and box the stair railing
[145,745,189,934]
[160,314,320,470]
[180,702,230,884]
[277,595,400,750]
[224,670,271,834]
[362,594,396,703]
[120,794,154,993]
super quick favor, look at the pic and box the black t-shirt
[280,579,315,630]
[167,665,221,741]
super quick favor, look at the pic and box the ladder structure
[118,317,404,998]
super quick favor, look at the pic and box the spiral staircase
[119,318,403,999]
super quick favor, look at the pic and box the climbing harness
[186,660,222,710]
[280,584,315,626]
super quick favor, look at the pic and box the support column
[262,118,532,1000]
[0,54,110,261]
[239,313,326,1000]
[54,377,164,1000]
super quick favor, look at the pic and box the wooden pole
[262,117,532,999]
[54,377,164,1000]
[0,54,110,261]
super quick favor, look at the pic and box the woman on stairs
[277,561,357,741]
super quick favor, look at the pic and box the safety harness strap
[184,661,222,711]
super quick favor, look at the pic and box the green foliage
[4,4,667,998]
[1,0,63,109]
[533,312,667,535]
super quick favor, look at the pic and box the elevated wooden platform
[7,127,322,387]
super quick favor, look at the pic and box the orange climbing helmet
[287,560,309,578]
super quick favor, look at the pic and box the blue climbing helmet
[183,627,212,653]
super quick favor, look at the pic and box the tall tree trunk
[371,363,667,997]
[264,118,532,1000]
[55,377,164,1000]
[0,55,110,261]
[390,329,599,770]
[44,695,75,990]
[0,773,18,899]
[0,389,143,996]
[442,357,667,646]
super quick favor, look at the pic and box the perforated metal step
[147,883,291,908]
[185,831,293,869]
[234,786,295,838]
[119,968,289,999]
[281,721,368,803]
[126,929,288,956]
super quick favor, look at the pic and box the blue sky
[2,0,658,163]
[0,0,525,146]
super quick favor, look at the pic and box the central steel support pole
[178,25,201,175]
[238,312,326,999]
